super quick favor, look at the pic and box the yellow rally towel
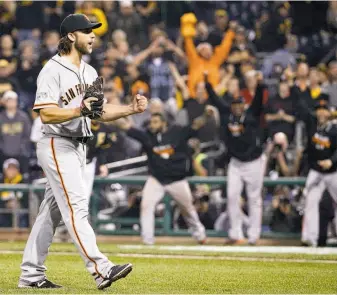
[311,87,321,99]
[180,13,197,38]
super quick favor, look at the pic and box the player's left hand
[132,94,148,113]
[318,159,333,170]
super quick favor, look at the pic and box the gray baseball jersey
[19,54,116,288]
[33,53,96,138]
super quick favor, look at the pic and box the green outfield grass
[0,242,336,294]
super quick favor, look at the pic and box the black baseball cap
[231,97,245,104]
[60,14,102,37]
[314,99,329,110]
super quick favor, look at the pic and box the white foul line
[0,250,336,264]
[116,253,337,264]
[118,244,337,255]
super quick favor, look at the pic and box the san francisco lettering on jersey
[61,83,89,105]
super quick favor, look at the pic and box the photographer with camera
[264,132,303,178]
[269,185,301,233]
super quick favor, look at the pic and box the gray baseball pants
[302,169,337,246]
[19,136,113,287]
[227,155,266,243]
[141,176,206,245]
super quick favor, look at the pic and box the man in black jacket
[116,113,207,245]
[205,72,265,245]
[0,90,31,177]
[297,97,337,247]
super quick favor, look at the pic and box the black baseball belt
[72,136,91,144]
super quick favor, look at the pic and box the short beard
[74,39,89,55]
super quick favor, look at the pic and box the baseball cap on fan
[3,158,20,170]
[314,98,330,111]
[60,14,102,37]
[2,90,18,101]
[119,0,133,7]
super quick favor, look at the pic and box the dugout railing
[0,176,305,239]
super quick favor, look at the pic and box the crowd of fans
[1,1,337,239]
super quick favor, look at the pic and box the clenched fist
[132,94,148,113]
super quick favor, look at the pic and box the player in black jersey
[297,96,337,246]
[116,113,208,245]
[205,72,266,245]
[87,121,127,178]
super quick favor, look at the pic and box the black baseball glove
[80,76,105,119]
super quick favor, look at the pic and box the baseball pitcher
[18,14,148,290]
